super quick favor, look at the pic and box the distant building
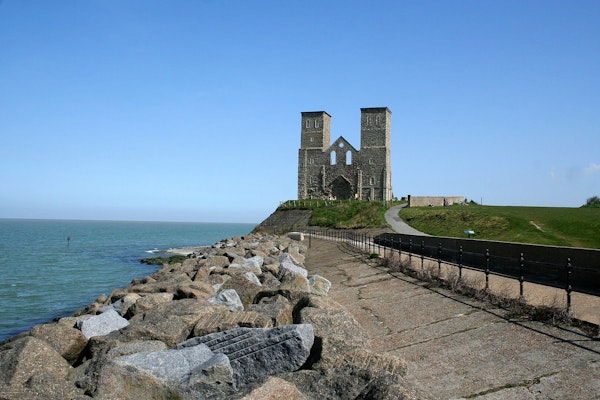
[297,107,392,201]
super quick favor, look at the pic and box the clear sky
[1,1,599,223]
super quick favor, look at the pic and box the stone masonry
[297,107,393,201]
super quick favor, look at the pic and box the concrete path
[304,238,600,399]
[385,204,429,236]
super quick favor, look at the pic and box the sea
[0,218,256,342]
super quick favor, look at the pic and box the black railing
[301,228,600,314]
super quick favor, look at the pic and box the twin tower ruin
[298,107,393,201]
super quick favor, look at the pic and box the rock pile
[0,233,429,399]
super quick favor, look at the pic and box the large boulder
[298,307,367,346]
[240,376,307,400]
[76,309,129,340]
[123,292,174,318]
[308,274,332,296]
[192,308,273,337]
[179,324,314,387]
[246,294,293,326]
[29,317,87,364]
[0,336,72,389]
[208,289,244,311]
[96,343,234,399]
[219,274,263,307]
[175,281,215,300]
[76,339,168,395]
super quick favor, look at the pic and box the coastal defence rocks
[0,233,427,400]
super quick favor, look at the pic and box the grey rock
[280,274,310,293]
[298,307,367,347]
[240,376,307,400]
[278,255,308,280]
[278,252,302,267]
[246,294,293,326]
[96,344,234,399]
[208,289,244,311]
[243,271,262,286]
[77,309,129,339]
[220,274,263,307]
[178,324,314,387]
[192,308,273,337]
[76,339,169,394]
[308,274,332,296]
[243,255,264,269]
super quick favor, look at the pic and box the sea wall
[0,232,425,399]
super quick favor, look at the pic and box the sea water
[0,219,255,342]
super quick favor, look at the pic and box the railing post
[458,245,463,280]
[485,249,490,290]
[398,237,402,258]
[309,230,312,248]
[566,258,573,315]
[421,240,425,272]
[437,243,442,275]
[519,253,525,300]
[409,239,413,263]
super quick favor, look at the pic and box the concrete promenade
[304,238,600,399]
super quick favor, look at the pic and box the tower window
[305,120,310,128]
[315,120,320,128]
[330,151,336,165]
[369,177,375,185]
[346,151,352,165]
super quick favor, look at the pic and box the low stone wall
[408,195,466,207]
[0,233,426,399]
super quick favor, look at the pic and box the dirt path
[304,238,600,399]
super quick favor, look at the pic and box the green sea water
[0,219,255,342]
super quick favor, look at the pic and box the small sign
[464,230,475,238]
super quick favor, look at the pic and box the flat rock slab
[304,239,600,399]
[96,343,233,398]
[77,309,129,339]
[179,324,314,387]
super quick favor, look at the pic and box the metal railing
[302,227,600,314]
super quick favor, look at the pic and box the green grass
[399,204,600,249]
[278,199,401,229]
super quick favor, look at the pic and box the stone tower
[297,107,392,201]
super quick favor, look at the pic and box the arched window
[346,151,352,165]
[369,177,375,185]
[330,151,336,165]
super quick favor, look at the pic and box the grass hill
[399,204,600,249]
[272,200,399,229]
[265,200,600,249]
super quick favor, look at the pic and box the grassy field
[278,199,400,229]
[399,204,600,249]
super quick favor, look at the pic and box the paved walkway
[304,238,600,399]
[384,204,428,235]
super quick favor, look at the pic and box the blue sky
[1,1,598,223]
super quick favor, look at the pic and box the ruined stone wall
[407,196,466,207]
[298,108,392,201]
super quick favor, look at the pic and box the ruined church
[298,107,392,201]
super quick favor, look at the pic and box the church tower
[298,112,331,199]
[359,107,392,201]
